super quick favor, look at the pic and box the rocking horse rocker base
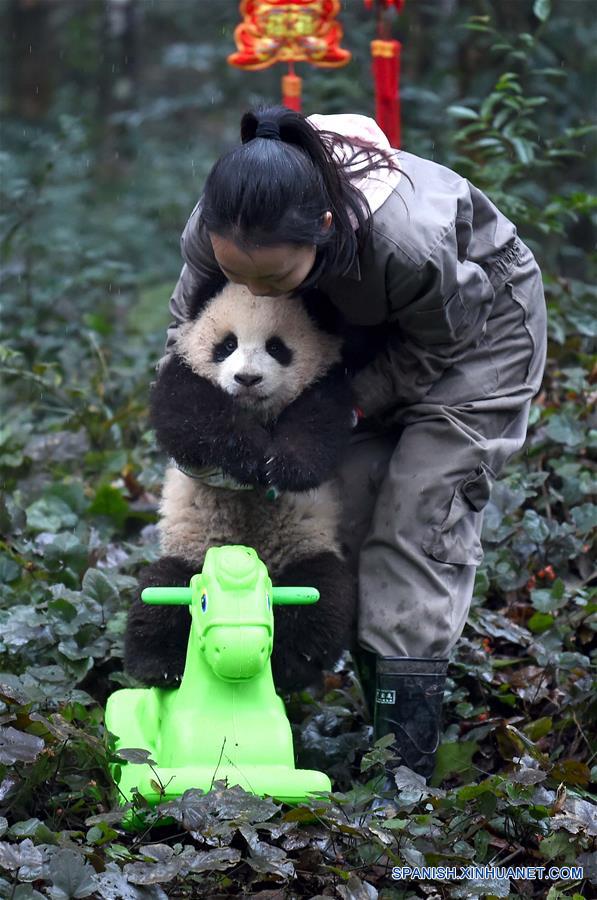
[105,546,332,807]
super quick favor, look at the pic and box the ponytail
[200,105,399,288]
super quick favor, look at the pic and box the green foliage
[0,1,595,897]
[446,17,597,260]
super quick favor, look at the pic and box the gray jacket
[166,150,524,419]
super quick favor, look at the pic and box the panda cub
[124,278,356,692]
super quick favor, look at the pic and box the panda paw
[263,453,320,493]
[221,455,267,488]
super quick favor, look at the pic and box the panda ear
[187,271,229,321]
[299,288,342,336]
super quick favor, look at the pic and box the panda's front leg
[124,556,198,686]
[265,367,354,492]
[271,551,357,692]
[150,355,270,487]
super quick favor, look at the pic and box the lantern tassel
[371,38,401,148]
[282,71,302,112]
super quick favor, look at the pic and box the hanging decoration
[363,0,405,148]
[228,0,351,112]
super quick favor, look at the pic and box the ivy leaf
[85,807,134,828]
[8,817,45,838]
[81,567,120,606]
[531,580,567,613]
[25,497,78,533]
[544,413,585,447]
[0,727,45,764]
[0,553,21,583]
[116,747,157,766]
[453,877,510,898]
[510,766,547,785]
[551,798,597,837]
[45,849,98,899]
[402,846,427,868]
[88,484,130,529]
[392,766,430,805]
[124,845,181,885]
[568,309,597,337]
[360,732,398,772]
[0,838,44,879]
[95,863,168,899]
[239,825,294,879]
[570,502,597,535]
[473,609,532,645]
[522,509,551,543]
[203,781,281,824]
[158,788,210,832]
[528,611,555,633]
[433,741,478,783]
[337,875,379,899]
[7,884,47,899]
[186,847,242,873]
[539,830,576,863]
[42,533,88,575]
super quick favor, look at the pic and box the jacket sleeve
[162,199,222,362]
[351,225,495,415]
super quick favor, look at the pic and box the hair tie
[255,120,282,141]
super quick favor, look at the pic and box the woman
[161,106,547,778]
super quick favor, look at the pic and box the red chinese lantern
[228,0,351,112]
[364,0,405,148]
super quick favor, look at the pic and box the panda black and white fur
[124,277,357,692]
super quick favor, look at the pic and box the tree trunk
[96,0,137,176]
[8,0,54,119]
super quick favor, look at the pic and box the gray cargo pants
[337,239,547,659]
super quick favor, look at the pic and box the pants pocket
[421,463,495,565]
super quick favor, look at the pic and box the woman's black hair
[200,105,401,289]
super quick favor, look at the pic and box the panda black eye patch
[212,333,238,363]
[266,337,293,366]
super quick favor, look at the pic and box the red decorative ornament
[371,38,401,148]
[364,0,405,148]
[364,0,404,9]
[228,0,351,112]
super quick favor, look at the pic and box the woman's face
[209,233,316,297]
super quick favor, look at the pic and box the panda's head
[176,283,343,420]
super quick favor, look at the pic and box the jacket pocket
[421,463,494,565]
[504,279,537,384]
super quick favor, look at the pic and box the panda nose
[234,373,263,387]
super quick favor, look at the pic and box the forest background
[0,1,595,898]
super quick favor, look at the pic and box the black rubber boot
[374,657,448,781]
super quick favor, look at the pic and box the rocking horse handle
[140,586,320,605]
[272,587,319,604]
[142,587,192,605]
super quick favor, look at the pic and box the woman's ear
[322,210,333,231]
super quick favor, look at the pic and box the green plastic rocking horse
[105,545,332,806]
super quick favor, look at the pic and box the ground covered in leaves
[1,3,595,899]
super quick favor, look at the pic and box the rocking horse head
[141,545,319,685]
[191,545,273,681]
